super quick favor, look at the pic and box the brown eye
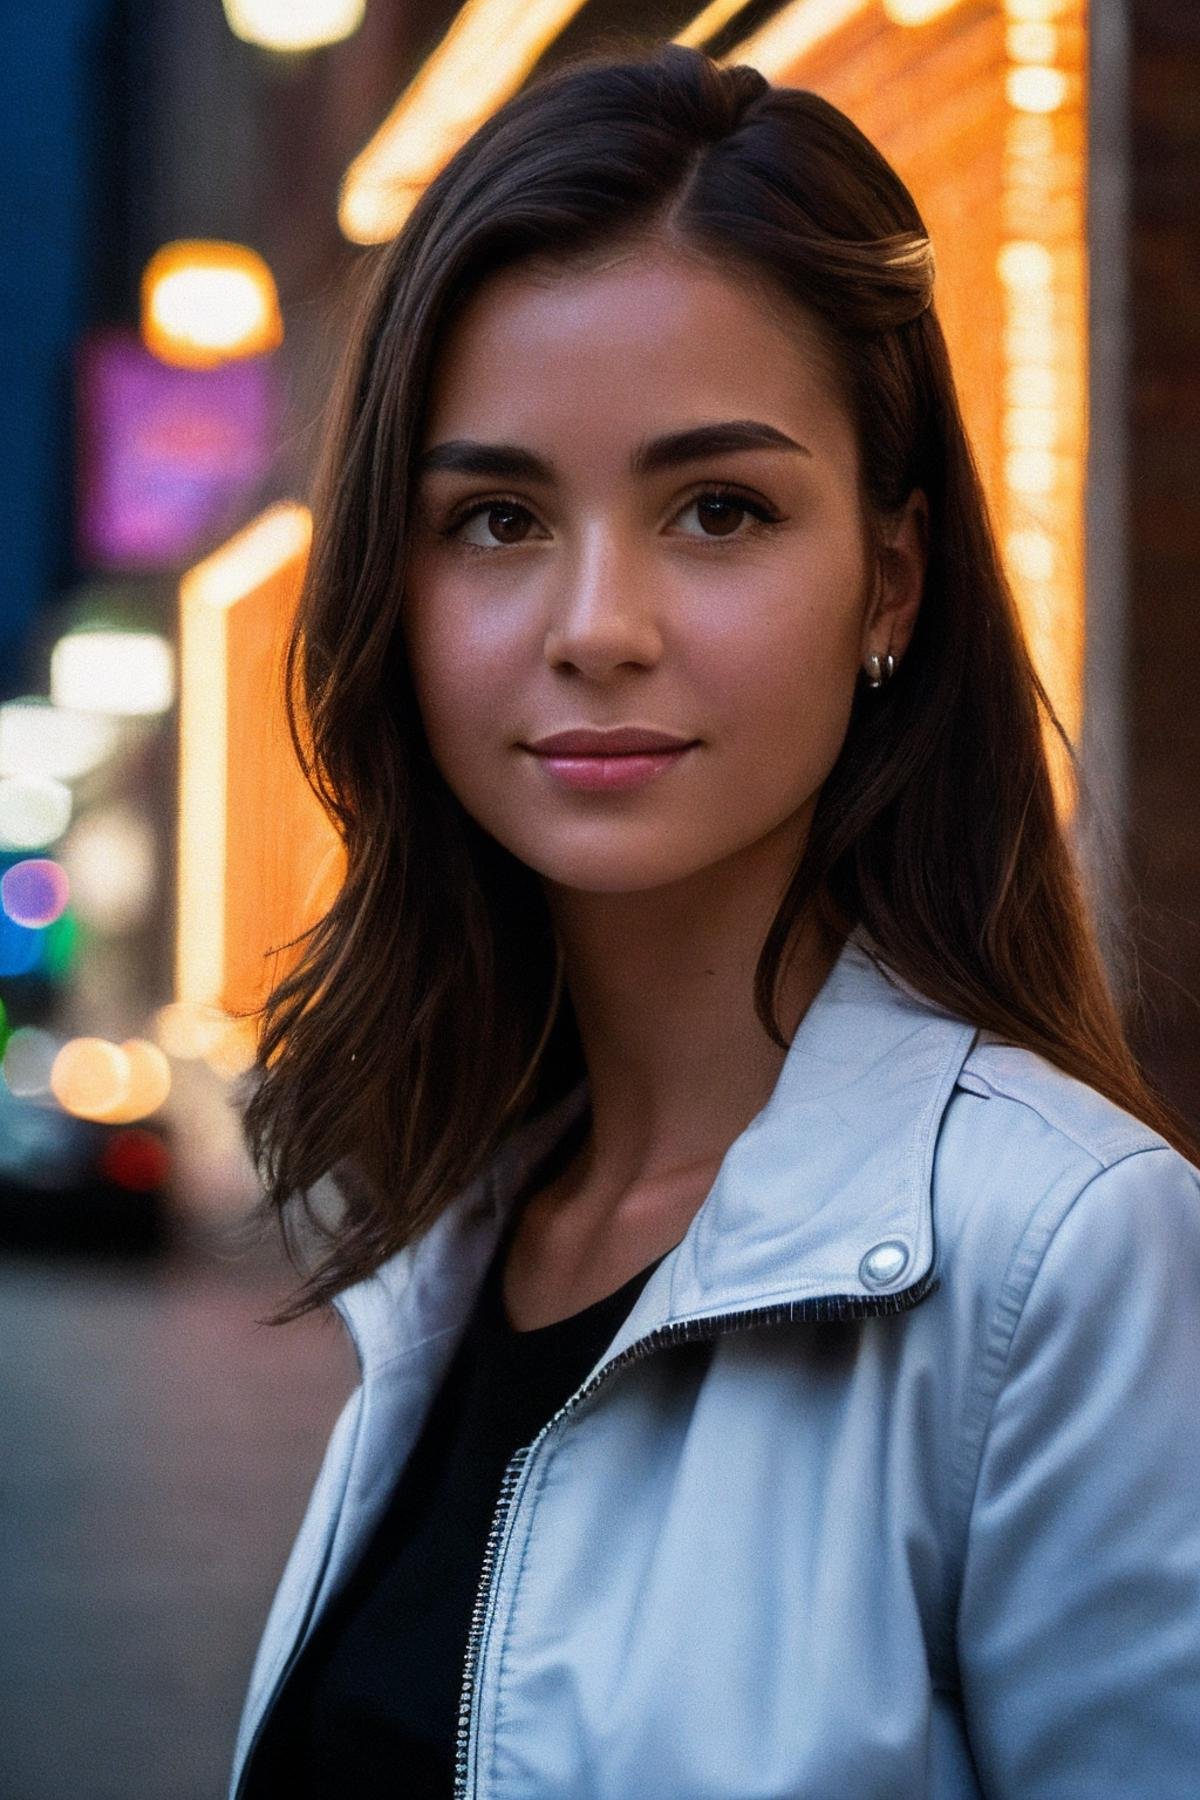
[674,489,781,542]
[443,497,541,550]
[694,495,747,537]
[482,503,532,545]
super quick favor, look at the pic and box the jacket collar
[331,925,979,1376]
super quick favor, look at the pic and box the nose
[541,524,663,680]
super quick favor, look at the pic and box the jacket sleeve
[956,1143,1200,1797]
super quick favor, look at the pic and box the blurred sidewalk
[0,1223,357,1800]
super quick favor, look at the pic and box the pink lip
[527,726,695,755]
[526,745,696,792]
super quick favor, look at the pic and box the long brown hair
[239,39,1198,1326]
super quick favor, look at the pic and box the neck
[541,816,842,1207]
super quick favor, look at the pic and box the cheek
[694,561,864,790]
[402,569,523,786]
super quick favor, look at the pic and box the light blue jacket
[229,927,1200,1798]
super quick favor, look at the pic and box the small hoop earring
[863,650,896,689]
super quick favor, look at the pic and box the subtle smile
[522,727,700,794]
[526,745,697,793]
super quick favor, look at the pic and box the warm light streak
[222,0,365,52]
[1004,406,1057,450]
[178,569,229,1008]
[882,0,966,23]
[141,240,283,370]
[338,0,590,243]
[1006,365,1057,407]
[177,502,314,1014]
[721,0,869,72]
[338,0,972,246]
[673,0,756,50]
[1005,448,1058,495]
[1005,0,1069,18]
[998,0,1085,808]
[180,504,312,612]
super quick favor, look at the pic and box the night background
[0,2,1196,1794]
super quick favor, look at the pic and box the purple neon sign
[76,328,278,572]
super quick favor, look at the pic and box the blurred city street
[0,1228,356,1800]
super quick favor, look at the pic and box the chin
[501,828,742,896]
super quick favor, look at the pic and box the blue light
[0,909,44,977]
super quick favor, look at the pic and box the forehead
[420,244,850,458]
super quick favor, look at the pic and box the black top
[242,1123,676,1798]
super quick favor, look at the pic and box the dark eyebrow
[414,419,813,482]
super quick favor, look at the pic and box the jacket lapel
[331,926,979,1375]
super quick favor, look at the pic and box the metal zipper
[451,1266,939,1798]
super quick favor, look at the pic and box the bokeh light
[2,1025,61,1097]
[60,806,156,935]
[1006,528,1056,582]
[49,1034,173,1122]
[103,1038,172,1122]
[202,1015,259,1080]
[1007,20,1057,60]
[1,858,71,928]
[152,999,231,1059]
[0,699,121,782]
[0,911,43,978]
[50,1037,131,1119]
[1006,63,1068,112]
[0,775,73,850]
[996,239,1055,288]
[97,1128,171,1192]
[141,240,283,369]
[50,630,175,718]
[222,0,365,51]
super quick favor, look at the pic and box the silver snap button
[859,1239,910,1288]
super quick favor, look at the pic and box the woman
[227,41,1200,1800]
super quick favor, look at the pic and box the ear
[861,487,928,664]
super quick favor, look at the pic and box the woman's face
[403,241,925,895]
